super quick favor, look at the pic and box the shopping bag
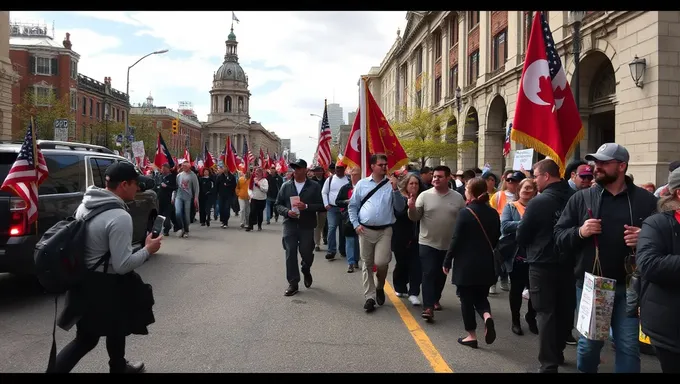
[576,271,616,340]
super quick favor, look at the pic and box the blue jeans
[575,284,640,373]
[213,198,220,219]
[326,206,341,254]
[345,236,360,265]
[174,197,192,232]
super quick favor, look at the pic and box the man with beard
[515,159,574,373]
[555,143,657,373]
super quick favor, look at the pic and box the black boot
[110,360,146,373]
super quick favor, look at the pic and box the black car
[0,140,158,275]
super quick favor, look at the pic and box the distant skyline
[8,11,406,160]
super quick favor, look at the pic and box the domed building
[203,25,281,162]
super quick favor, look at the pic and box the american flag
[315,100,332,169]
[503,122,512,157]
[0,119,49,225]
[243,139,255,166]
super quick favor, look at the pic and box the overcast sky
[10,11,407,160]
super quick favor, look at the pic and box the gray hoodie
[173,171,199,201]
[75,186,150,274]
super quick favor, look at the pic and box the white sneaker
[489,284,498,294]
[408,295,421,306]
[522,288,530,300]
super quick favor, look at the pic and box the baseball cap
[585,143,630,163]
[288,159,308,170]
[577,165,593,176]
[669,160,680,172]
[105,162,155,191]
[668,167,680,193]
[507,171,526,182]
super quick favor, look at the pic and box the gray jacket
[75,187,150,274]
[173,171,200,201]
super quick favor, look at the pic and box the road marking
[384,281,454,373]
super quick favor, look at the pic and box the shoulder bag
[342,178,389,231]
[466,207,504,276]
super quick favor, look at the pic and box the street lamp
[125,49,169,156]
[455,86,462,113]
[629,55,646,88]
[569,11,586,160]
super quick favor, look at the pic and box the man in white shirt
[322,162,350,261]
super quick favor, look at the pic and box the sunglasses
[578,174,593,180]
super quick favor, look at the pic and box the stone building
[202,26,281,159]
[365,11,679,186]
[0,12,17,140]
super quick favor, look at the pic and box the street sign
[53,119,68,142]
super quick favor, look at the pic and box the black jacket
[199,177,214,198]
[312,176,327,211]
[392,193,419,250]
[444,201,500,287]
[157,172,177,205]
[216,172,237,198]
[637,210,680,353]
[516,179,574,265]
[275,178,324,230]
[267,173,284,200]
[554,177,657,286]
[336,182,355,236]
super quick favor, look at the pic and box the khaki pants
[239,198,250,227]
[358,226,393,301]
[314,212,327,246]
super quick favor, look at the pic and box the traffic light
[171,119,179,135]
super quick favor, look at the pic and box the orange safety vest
[495,192,508,215]
[511,201,527,218]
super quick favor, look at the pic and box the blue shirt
[348,176,403,228]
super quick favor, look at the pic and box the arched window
[224,96,232,113]
[238,96,244,112]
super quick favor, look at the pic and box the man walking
[216,167,237,228]
[407,165,465,321]
[275,159,324,296]
[311,166,328,251]
[555,143,657,373]
[348,154,404,313]
[322,162,349,260]
[172,161,200,238]
[266,166,283,224]
[157,163,177,236]
[53,162,162,373]
[516,159,574,373]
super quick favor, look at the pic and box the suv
[0,140,158,275]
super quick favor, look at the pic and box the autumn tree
[129,111,159,158]
[389,73,476,168]
[13,90,76,141]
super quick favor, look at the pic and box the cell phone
[151,215,166,238]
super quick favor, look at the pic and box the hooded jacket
[516,179,574,264]
[75,187,150,275]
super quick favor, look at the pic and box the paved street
[0,220,662,373]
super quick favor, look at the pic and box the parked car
[0,140,158,275]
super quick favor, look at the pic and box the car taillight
[9,197,27,237]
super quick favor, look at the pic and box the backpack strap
[82,202,125,221]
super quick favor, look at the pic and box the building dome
[215,61,246,82]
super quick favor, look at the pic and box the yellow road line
[384,281,454,373]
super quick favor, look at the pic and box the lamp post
[455,86,462,113]
[629,55,646,88]
[125,49,169,156]
[569,11,585,161]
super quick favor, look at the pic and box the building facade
[366,11,679,186]
[326,102,344,143]
[0,12,17,140]
[203,26,281,160]
[76,74,130,145]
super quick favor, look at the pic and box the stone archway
[573,51,616,155]
[462,107,479,170]
[485,95,508,171]
[445,116,458,169]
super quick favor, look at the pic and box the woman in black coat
[198,168,215,226]
[443,177,501,349]
[392,172,424,305]
[637,168,680,372]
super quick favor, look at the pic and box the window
[39,154,82,195]
[34,86,53,106]
[32,56,57,76]
[89,99,93,117]
[121,111,125,124]
[224,96,232,113]
[96,102,100,119]
[492,30,507,71]
[449,14,459,46]
[416,90,422,108]
[434,77,442,104]
[70,89,77,111]
[416,46,423,75]
[523,11,531,53]
[116,109,120,122]
[434,31,442,60]
[104,103,110,119]
[449,65,458,95]
[82,96,86,115]
[70,59,77,80]
[468,11,480,30]
[90,158,116,188]
[468,50,479,84]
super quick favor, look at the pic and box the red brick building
[9,21,129,141]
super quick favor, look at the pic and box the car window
[0,152,16,196]
[90,158,117,188]
[39,154,82,195]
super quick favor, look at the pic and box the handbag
[466,207,503,276]
[344,178,389,231]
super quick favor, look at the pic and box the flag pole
[359,77,367,177]
[31,115,39,234]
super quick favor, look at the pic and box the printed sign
[53,119,69,142]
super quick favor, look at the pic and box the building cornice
[130,107,202,129]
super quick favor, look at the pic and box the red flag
[1,118,49,226]
[343,78,409,177]
[265,149,271,169]
[315,100,333,170]
[225,137,237,173]
[258,148,265,168]
[203,142,215,169]
[183,148,193,166]
[511,11,583,174]
[153,132,175,168]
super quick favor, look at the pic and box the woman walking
[236,171,251,228]
[336,166,362,273]
[198,168,215,227]
[246,167,269,232]
[392,172,423,306]
[443,177,501,348]
[500,178,538,335]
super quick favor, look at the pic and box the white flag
[232,11,240,23]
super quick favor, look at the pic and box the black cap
[105,161,155,191]
[669,161,680,172]
[289,159,308,170]
[312,166,324,172]
[507,171,526,182]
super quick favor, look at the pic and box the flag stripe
[316,102,332,169]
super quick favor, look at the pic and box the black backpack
[33,202,122,294]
